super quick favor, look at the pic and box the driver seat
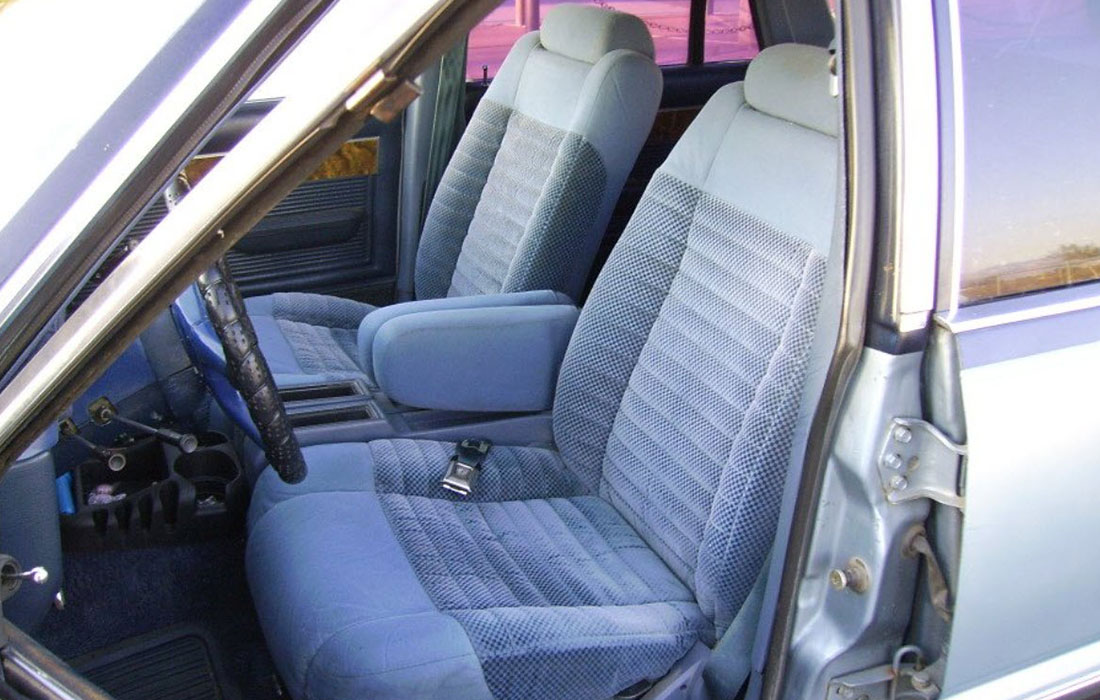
[244,4,662,387]
[246,43,838,700]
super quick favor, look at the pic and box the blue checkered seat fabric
[246,41,838,700]
[244,4,662,387]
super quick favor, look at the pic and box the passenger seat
[246,42,839,700]
[245,4,662,387]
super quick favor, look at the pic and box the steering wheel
[166,175,305,484]
[193,260,306,484]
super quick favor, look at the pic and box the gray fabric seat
[246,43,839,700]
[246,4,662,386]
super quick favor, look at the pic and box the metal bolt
[836,684,856,699]
[892,425,912,443]
[890,475,909,491]
[882,453,904,470]
[829,558,871,594]
[829,568,848,591]
[910,672,933,691]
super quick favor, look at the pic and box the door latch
[827,646,941,700]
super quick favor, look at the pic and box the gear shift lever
[87,398,199,454]
[58,418,127,471]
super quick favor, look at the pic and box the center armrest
[368,303,579,412]
[357,290,573,383]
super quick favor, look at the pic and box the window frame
[936,0,1100,311]
[687,0,764,66]
[465,0,767,84]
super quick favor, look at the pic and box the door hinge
[878,418,966,510]
[827,646,942,700]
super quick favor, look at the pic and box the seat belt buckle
[440,439,491,497]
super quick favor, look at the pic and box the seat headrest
[540,4,655,63]
[744,43,837,136]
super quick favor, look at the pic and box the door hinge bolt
[878,417,966,509]
[911,671,933,691]
[829,557,871,594]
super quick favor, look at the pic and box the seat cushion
[380,494,711,699]
[247,490,493,700]
[414,7,661,304]
[248,439,584,526]
[248,471,710,700]
[246,292,374,386]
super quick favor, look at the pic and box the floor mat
[36,537,281,699]
[72,626,236,700]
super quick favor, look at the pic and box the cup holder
[174,450,239,507]
[76,437,167,506]
[61,430,245,550]
[192,431,230,449]
[168,431,245,521]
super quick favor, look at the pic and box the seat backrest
[414,4,662,303]
[552,43,838,636]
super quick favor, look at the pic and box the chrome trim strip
[940,280,1100,333]
[5,648,84,700]
[0,1,444,463]
[893,0,940,320]
[937,0,966,314]
[0,0,278,333]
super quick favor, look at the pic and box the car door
[756,2,1100,698]
[68,14,404,314]
[188,106,401,306]
[933,1,1100,697]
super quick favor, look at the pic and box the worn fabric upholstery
[247,43,839,700]
[246,4,661,388]
[381,494,711,700]
[243,292,374,386]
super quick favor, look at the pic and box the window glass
[0,0,201,229]
[251,1,376,101]
[703,0,759,63]
[468,0,694,82]
[955,1,1100,304]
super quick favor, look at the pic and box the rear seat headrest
[745,43,837,137]
[540,4,655,63]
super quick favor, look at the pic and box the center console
[273,380,553,449]
[60,431,245,549]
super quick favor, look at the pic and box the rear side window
[467,0,758,82]
[955,2,1100,304]
[703,0,759,63]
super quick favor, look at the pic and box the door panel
[941,286,1100,698]
[225,120,399,303]
[68,108,401,313]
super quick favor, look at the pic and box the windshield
[248,1,367,102]
[0,0,202,229]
